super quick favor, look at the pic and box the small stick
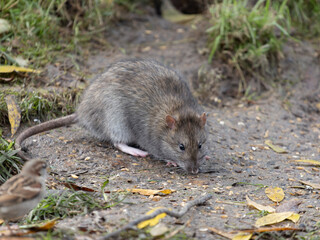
[99,194,212,240]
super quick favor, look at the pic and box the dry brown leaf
[63,182,96,192]
[265,187,285,203]
[149,223,169,236]
[5,95,21,136]
[208,227,234,239]
[255,212,296,227]
[246,195,275,213]
[265,140,288,153]
[294,159,320,166]
[299,180,320,190]
[127,188,174,196]
[233,226,301,233]
[276,198,302,213]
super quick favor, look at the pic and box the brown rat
[16,59,207,174]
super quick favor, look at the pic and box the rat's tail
[15,113,78,161]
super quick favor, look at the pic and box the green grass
[0,137,23,183]
[0,0,115,67]
[26,180,128,223]
[0,88,82,125]
[286,0,320,37]
[206,0,291,92]
[0,0,154,68]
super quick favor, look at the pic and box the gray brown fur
[16,59,207,173]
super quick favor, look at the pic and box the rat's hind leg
[114,143,148,157]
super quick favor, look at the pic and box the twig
[99,194,212,240]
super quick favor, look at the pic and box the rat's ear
[200,112,207,127]
[166,115,176,129]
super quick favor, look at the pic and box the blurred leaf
[294,159,320,166]
[20,219,56,230]
[0,19,11,34]
[63,182,96,192]
[232,233,253,240]
[299,180,320,190]
[137,207,167,229]
[0,65,40,74]
[276,198,302,213]
[265,140,288,153]
[127,188,174,196]
[149,223,169,237]
[246,195,275,213]
[162,0,199,24]
[5,95,21,136]
[14,56,29,67]
[265,187,285,202]
[255,212,295,227]
[287,213,300,223]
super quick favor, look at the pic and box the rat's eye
[179,144,185,151]
[198,143,202,149]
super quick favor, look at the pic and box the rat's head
[162,112,207,174]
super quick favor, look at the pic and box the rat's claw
[114,143,148,157]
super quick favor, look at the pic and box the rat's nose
[188,166,199,174]
[192,168,199,174]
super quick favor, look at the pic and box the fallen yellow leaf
[5,95,21,136]
[0,65,41,74]
[20,219,56,230]
[295,159,320,166]
[159,189,173,195]
[137,207,167,229]
[232,233,253,240]
[127,188,173,196]
[265,187,285,203]
[255,212,294,227]
[287,213,300,223]
[246,195,275,213]
[265,140,288,153]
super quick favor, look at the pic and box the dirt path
[17,14,320,239]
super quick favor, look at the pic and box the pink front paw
[166,161,178,167]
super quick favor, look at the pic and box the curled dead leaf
[265,140,288,153]
[246,195,275,213]
[127,188,174,196]
[299,180,320,190]
[294,159,320,166]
